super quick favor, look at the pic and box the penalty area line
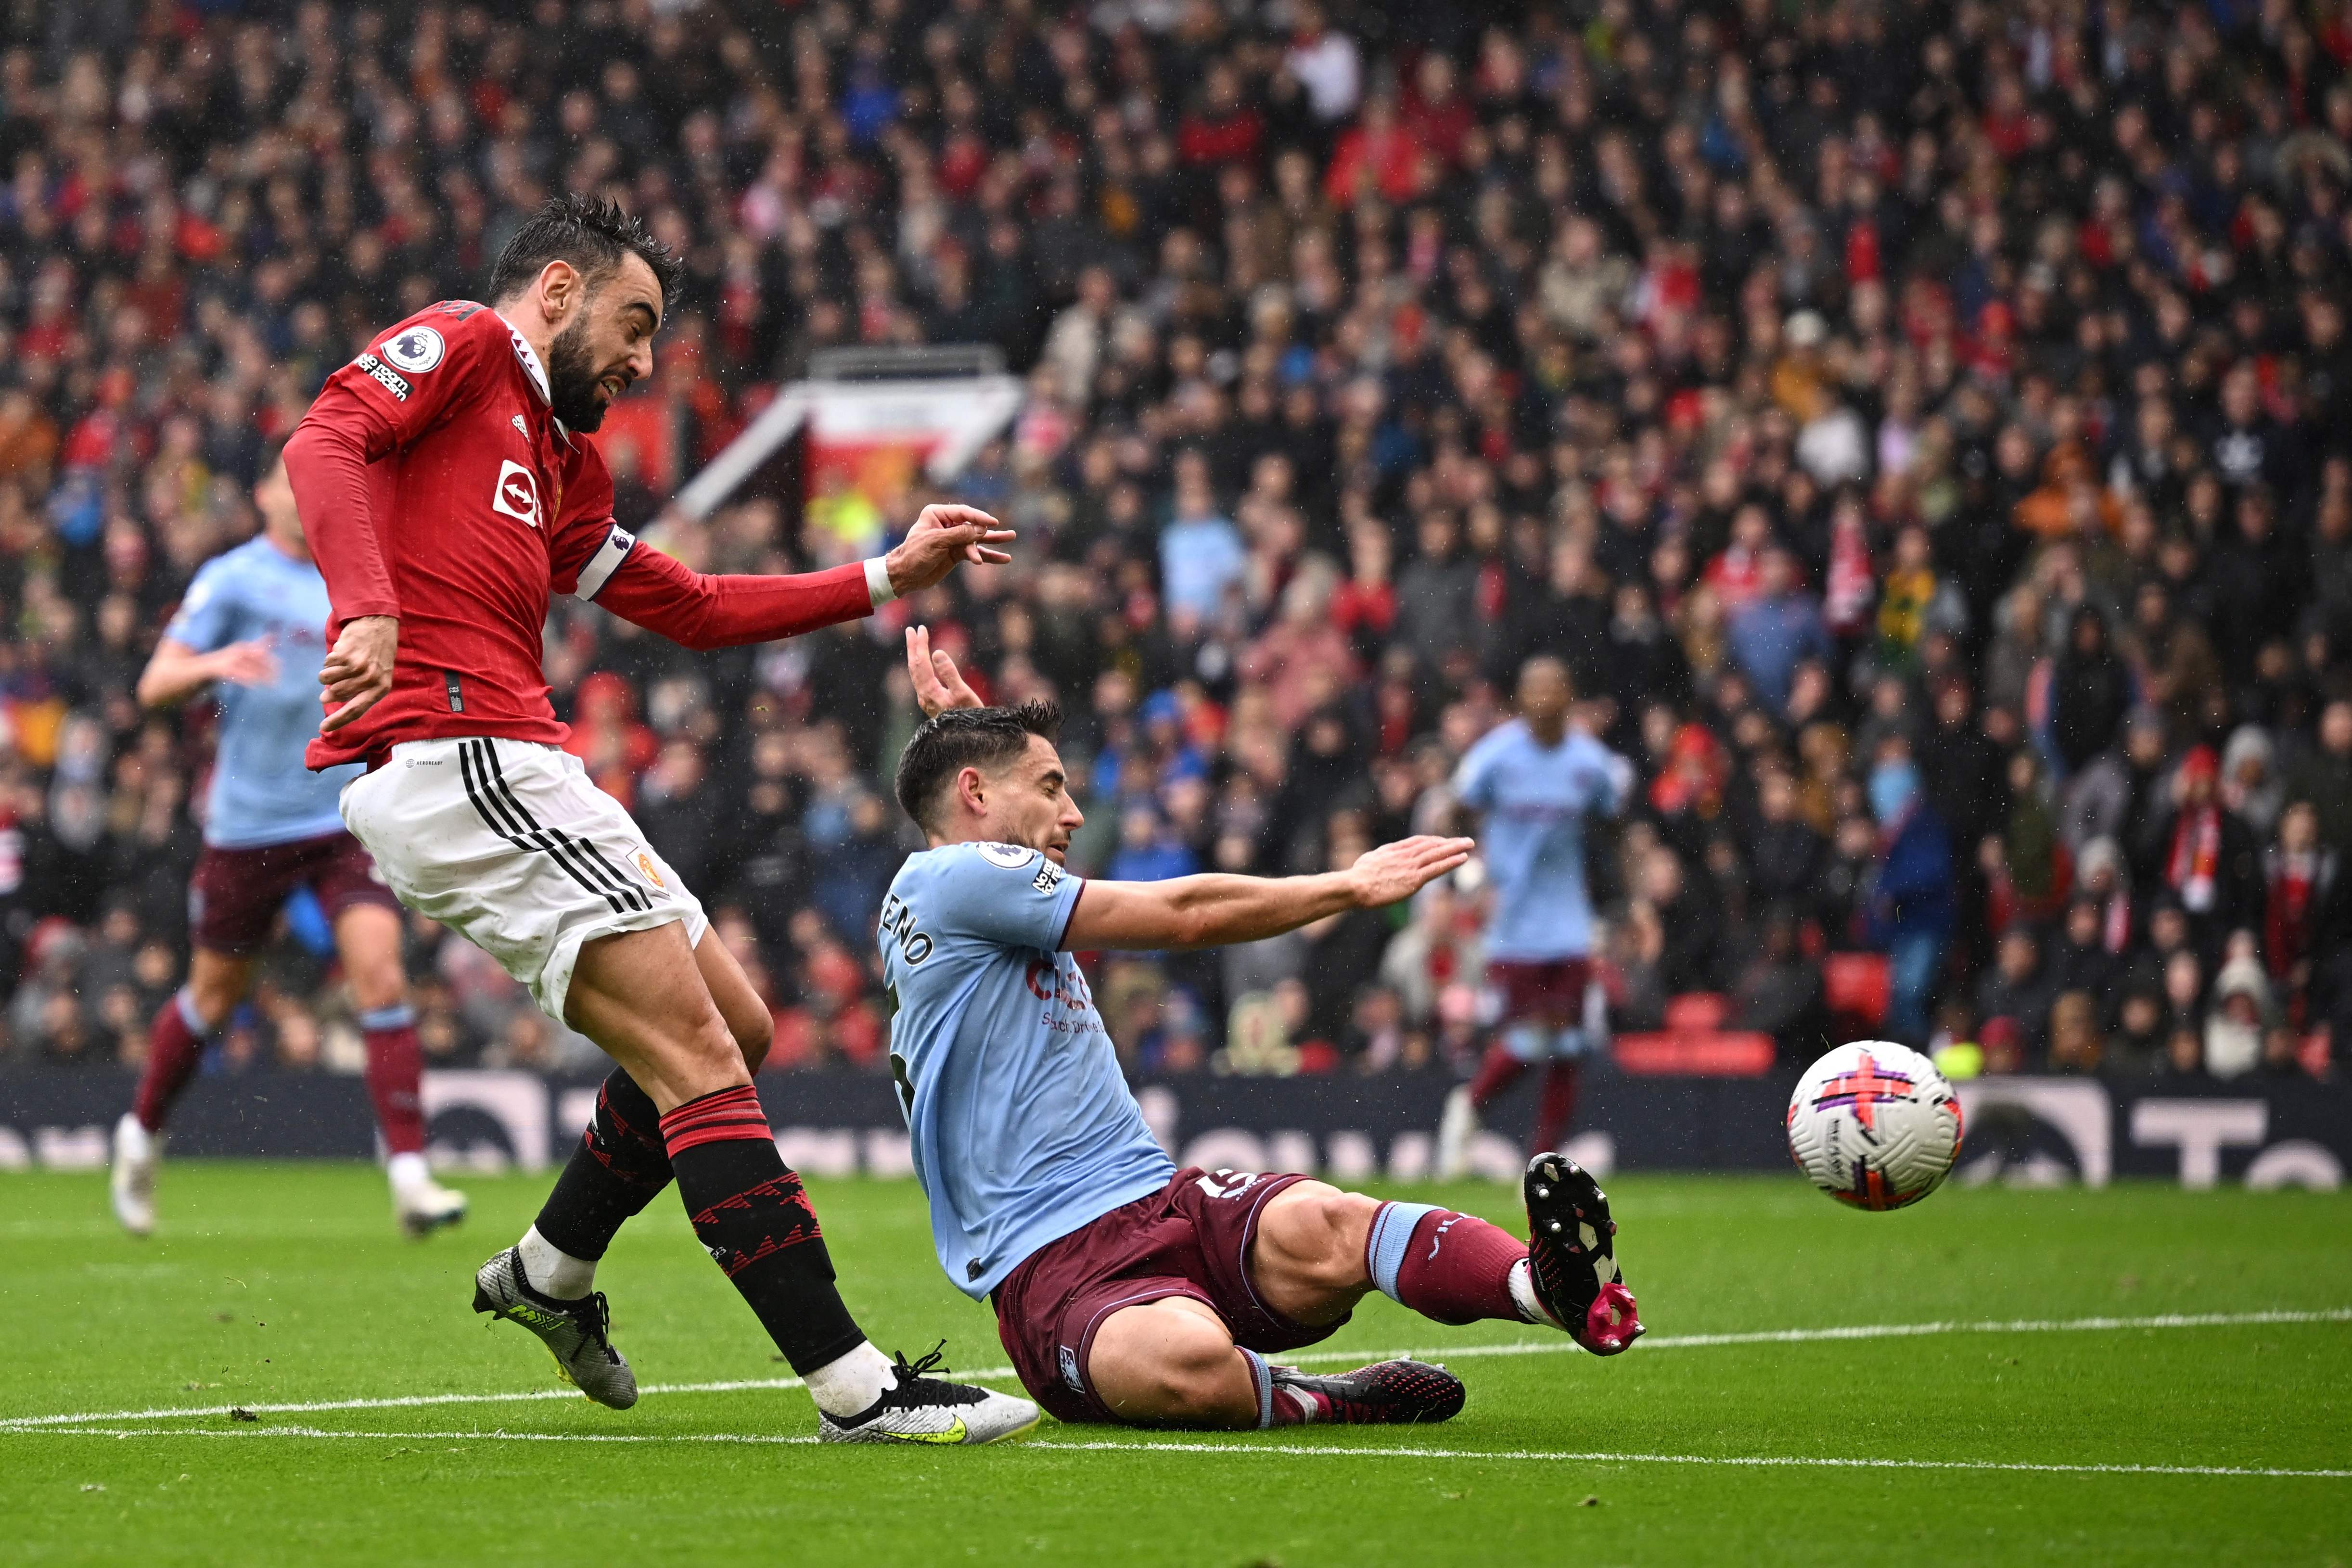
[3,1305,2345,1432]
[8,1426,2346,1479]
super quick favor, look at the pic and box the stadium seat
[1663,993,1732,1032]
[1824,953,1891,1031]
[1611,1031,1777,1076]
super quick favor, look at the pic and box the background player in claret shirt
[281,195,1034,1444]
[875,630,1642,1432]
[1435,657,1634,1180]
[108,446,466,1241]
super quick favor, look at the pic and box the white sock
[517,1224,597,1300]
[386,1152,432,1197]
[1509,1257,1566,1331]
[802,1340,895,1417]
[115,1112,154,1160]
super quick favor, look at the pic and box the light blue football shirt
[879,840,1175,1299]
[164,537,358,849]
[1453,721,1628,963]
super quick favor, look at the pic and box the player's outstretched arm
[881,504,1015,596]
[1061,836,1473,952]
[136,637,279,711]
[587,504,1014,651]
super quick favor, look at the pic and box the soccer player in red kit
[281,195,1035,1443]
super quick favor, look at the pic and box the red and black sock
[531,1066,674,1262]
[358,1004,427,1156]
[1365,1200,1529,1326]
[659,1083,866,1376]
[130,990,215,1133]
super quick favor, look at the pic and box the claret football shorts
[187,830,402,956]
[339,736,707,1020]
[991,1167,1338,1425]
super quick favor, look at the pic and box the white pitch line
[10,1426,2346,1480]
[0,1376,830,1430]
[14,1426,818,1446]
[1616,1306,2352,1350]
[4,1306,2345,1432]
[1023,1441,2352,1480]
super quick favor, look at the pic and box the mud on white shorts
[339,736,708,1020]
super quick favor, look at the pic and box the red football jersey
[285,302,874,770]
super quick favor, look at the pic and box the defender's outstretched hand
[1347,835,1476,909]
[884,504,1015,598]
[209,638,281,688]
[319,614,398,733]
[906,625,986,717]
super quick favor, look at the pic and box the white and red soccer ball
[1787,1041,1963,1211]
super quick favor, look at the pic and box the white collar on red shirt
[495,309,573,446]
[496,310,550,402]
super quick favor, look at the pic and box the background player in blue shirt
[109,446,466,1239]
[876,629,1644,1432]
[1437,656,1633,1179]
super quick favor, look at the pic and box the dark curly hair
[894,703,1065,831]
[485,193,685,311]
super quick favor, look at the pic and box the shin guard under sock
[532,1066,675,1263]
[1365,1200,1530,1326]
[131,990,216,1133]
[359,1004,427,1156]
[659,1083,866,1376]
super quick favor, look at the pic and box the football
[1787,1042,1964,1211]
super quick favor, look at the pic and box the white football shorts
[339,736,707,1020]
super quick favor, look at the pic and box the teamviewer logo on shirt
[491,459,541,529]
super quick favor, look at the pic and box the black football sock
[531,1065,674,1263]
[658,1083,868,1377]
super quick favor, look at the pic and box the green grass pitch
[1,1164,2345,1566]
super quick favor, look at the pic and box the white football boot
[395,1179,469,1238]
[817,1344,1040,1445]
[389,1151,468,1237]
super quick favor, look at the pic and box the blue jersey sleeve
[164,559,240,653]
[1567,735,1633,817]
[1453,733,1502,811]
[925,842,1085,952]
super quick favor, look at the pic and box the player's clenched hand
[1346,835,1476,909]
[318,614,398,734]
[906,625,985,717]
[884,504,1015,597]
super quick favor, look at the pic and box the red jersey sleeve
[549,438,879,649]
[283,303,504,623]
[590,547,875,649]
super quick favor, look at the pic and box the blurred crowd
[0,0,2347,1092]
